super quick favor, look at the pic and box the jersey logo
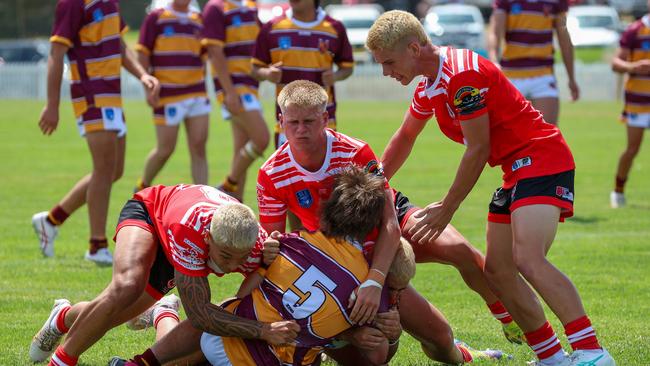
[318,38,330,53]
[511,3,522,15]
[453,86,487,115]
[365,160,384,177]
[642,41,650,50]
[296,189,313,208]
[92,9,104,22]
[167,106,177,118]
[511,156,532,172]
[279,36,292,50]
[104,108,115,121]
[232,15,242,27]
[555,186,574,202]
[164,26,175,37]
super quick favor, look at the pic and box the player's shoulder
[204,0,225,11]
[260,143,293,175]
[330,129,368,151]
[323,14,346,30]
[625,17,647,35]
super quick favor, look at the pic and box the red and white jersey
[409,47,575,188]
[257,129,386,231]
[134,184,266,277]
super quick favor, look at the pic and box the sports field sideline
[1,99,648,364]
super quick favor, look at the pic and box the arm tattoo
[175,270,263,339]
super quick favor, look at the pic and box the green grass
[1,99,649,365]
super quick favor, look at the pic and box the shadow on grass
[628,204,650,210]
[568,215,603,224]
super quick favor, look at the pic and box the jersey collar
[422,46,447,98]
[286,7,326,28]
[643,15,650,28]
[287,129,333,178]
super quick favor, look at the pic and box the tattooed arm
[175,270,300,344]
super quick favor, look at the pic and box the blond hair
[366,10,430,52]
[210,203,259,250]
[277,80,328,113]
[386,238,416,290]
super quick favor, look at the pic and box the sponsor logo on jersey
[164,25,175,37]
[511,156,532,172]
[93,8,104,22]
[511,3,522,15]
[279,36,292,50]
[104,108,115,121]
[642,41,650,51]
[453,86,487,115]
[296,189,313,208]
[167,106,177,118]
[232,15,242,27]
[365,160,384,177]
[555,186,574,201]
[318,38,330,53]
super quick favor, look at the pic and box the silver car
[424,4,486,55]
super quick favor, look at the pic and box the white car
[325,4,384,63]
[567,6,622,48]
[423,4,486,54]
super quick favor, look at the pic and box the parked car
[423,4,486,55]
[325,4,384,63]
[0,39,49,64]
[609,0,647,19]
[258,0,289,24]
[567,6,622,48]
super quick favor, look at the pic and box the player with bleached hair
[29,185,298,366]
[257,80,509,364]
[367,10,615,366]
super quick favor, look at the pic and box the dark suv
[0,39,49,64]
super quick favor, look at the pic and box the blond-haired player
[368,10,615,366]
[29,185,298,366]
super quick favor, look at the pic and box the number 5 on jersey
[282,265,337,319]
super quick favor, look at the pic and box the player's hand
[224,92,243,115]
[375,309,401,342]
[266,62,283,84]
[321,68,335,89]
[38,104,59,135]
[262,231,281,266]
[140,73,160,107]
[347,326,386,350]
[349,282,381,325]
[568,78,580,101]
[631,60,650,75]
[261,320,300,345]
[407,202,455,245]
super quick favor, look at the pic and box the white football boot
[32,211,58,257]
[127,294,180,330]
[610,191,625,208]
[29,299,71,362]
[85,247,113,266]
[569,348,616,366]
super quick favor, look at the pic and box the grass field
[1,99,649,365]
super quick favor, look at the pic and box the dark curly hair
[320,166,386,242]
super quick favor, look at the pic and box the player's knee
[365,341,389,366]
[625,144,641,157]
[387,238,416,290]
[514,253,547,282]
[241,141,265,160]
[189,142,207,159]
[109,276,145,303]
[112,164,124,182]
[155,145,176,159]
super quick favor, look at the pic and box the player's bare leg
[85,131,124,261]
[219,110,269,201]
[511,205,586,324]
[58,226,159,358]
[140,125,180,188]
[531,97,559,125]
[612,125,644,207]
[485,221,547,332]
[184,114,209,185]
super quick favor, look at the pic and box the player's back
[221,231,376,365]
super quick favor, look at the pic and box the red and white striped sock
[456,343,473,362]
[52,305,71,334]
[153,308,179,330]
[565,315,601,351]
[525,321,566,363]
[48,346,78,366]
[488,301,513,324]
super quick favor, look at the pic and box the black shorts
[394,190,419,230]
[115,199,176,300]
[488,170,575,224]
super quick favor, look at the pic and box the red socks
[88,238,108,255]
[55,305,71,334]
[525,321,564,362]
[49,347,77,366]
[565,316,601,351]
[488,301,513,324]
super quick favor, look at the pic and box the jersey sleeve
[50,0,85,48]
[136,11,158,56]
[167,223,210,277]
[252,21,273,66]
[257,170,288,224]
[448,70,490,121]
[620,23,638,50]
[408,80,435,120]
[200,1,226,47]
[493,0,508,11]
[333,21,354,69]
[353,144,390,188]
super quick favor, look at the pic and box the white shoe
[32,211,58,257]
[29,299,71,362]
[126,294,181,330]
[527,352,571,366]
[85,247,113,266]
[570,349,616,366]
[610,191,625,208]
